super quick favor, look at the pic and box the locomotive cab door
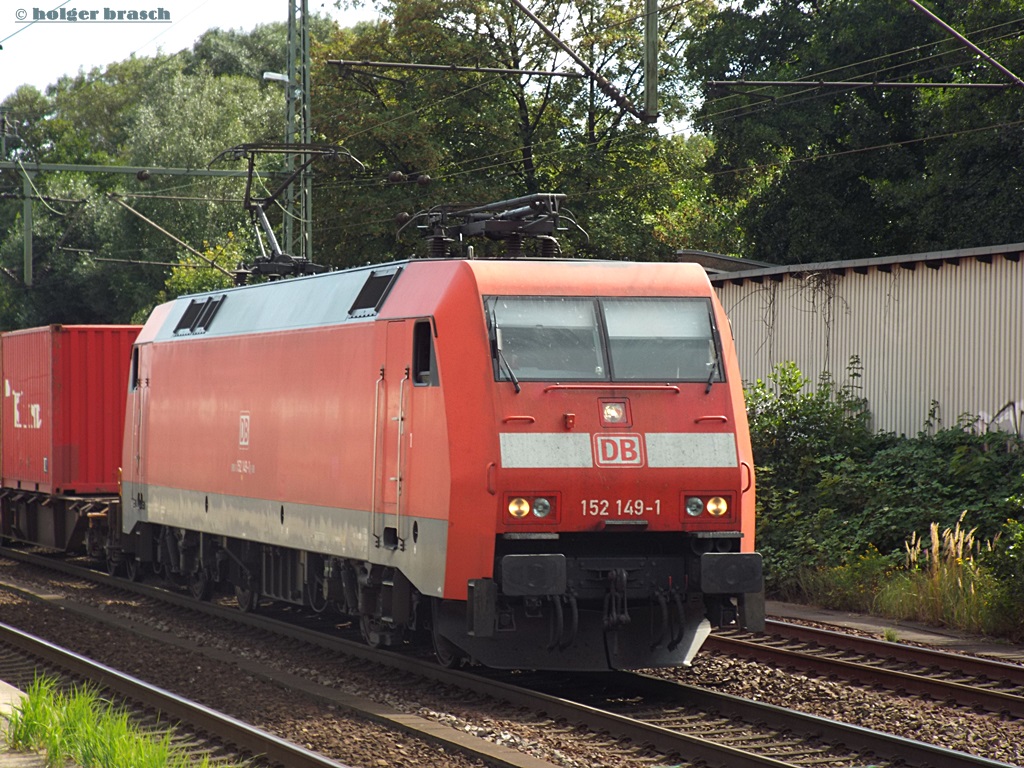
[375,321,410,550]
[125,344,149,529]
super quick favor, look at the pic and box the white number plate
[581,499,661,517]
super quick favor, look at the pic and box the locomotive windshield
[485,296,723,383]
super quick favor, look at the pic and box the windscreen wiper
[705,364,717,395]
[705,309,723,395]
[497,346,522,394]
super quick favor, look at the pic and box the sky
[0,0,380,101]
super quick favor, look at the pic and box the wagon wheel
[234,579,260,613]
[189,566,212,601]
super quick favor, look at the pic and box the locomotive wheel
[359,615,384,648]
[124,557,144,583]
[307,577,330,614]
[430,601,465,668]
[432,630,464,669]
[189,567,212,601]
[235,581,259,613]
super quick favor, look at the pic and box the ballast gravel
[0,562,1022,767]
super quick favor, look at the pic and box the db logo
[593,434,645,467]
[239,412,251,448]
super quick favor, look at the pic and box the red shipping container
[1,325,140,496]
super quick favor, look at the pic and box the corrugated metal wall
[713,255,1024,437]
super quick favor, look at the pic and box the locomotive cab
[427,260,764,670]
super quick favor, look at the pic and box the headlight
[508,498,531,518]
[533,497,552,518]
[685,496,704,517]
[707,497,728,516]
[505,494,559,523]
[601,400,629,425]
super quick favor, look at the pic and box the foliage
[979,512,1024,639]
[0,25,300,326]
[4,676,222,768]
[311,0,723,267]
[747,361,1024,598]
[1,4,751,322]
[873,515,989,631]
[130,231,250,323]
[684,0,1024,263]
[745,358,873,469]
[745,358,873,592]
[872,514,1024,639]
[784,496,1024,640]
[796,545,897,613]
[647,133,753,256]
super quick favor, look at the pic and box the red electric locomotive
[1,194,763,671]
[113,195,763,670]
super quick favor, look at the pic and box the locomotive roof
[143,257,714,343]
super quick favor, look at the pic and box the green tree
[685,0,1024,264]
[313,0,718,267]
[0,47,281,326]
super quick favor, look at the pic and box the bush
[746,359,877,593]
[979,515,1024,640]
[797,545,898,612]
[747,360,1024,602]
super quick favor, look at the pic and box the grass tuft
[796,512,1020,638]
[3,675,233,768]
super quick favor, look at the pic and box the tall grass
[873,514,1003,634]
[796,544,894,613]
[4,676,223,768]
[797,513,1015,637]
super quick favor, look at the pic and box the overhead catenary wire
[18,159,69,216]
[7,6,1022,256]
[14,7,1011,211]
[307,11,1024,198]
[108,194,234,277]
[695,18,1024,125]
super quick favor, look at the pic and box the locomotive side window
[485,295,724,383]
[412,320,438,386]
[487,297,606,381]
[130,347,140,391]
[602,298,722,382]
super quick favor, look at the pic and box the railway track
[0,621,346,768]
[0,547,1019,768]
[707,620,1024,717]
[477,666,1018,768]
